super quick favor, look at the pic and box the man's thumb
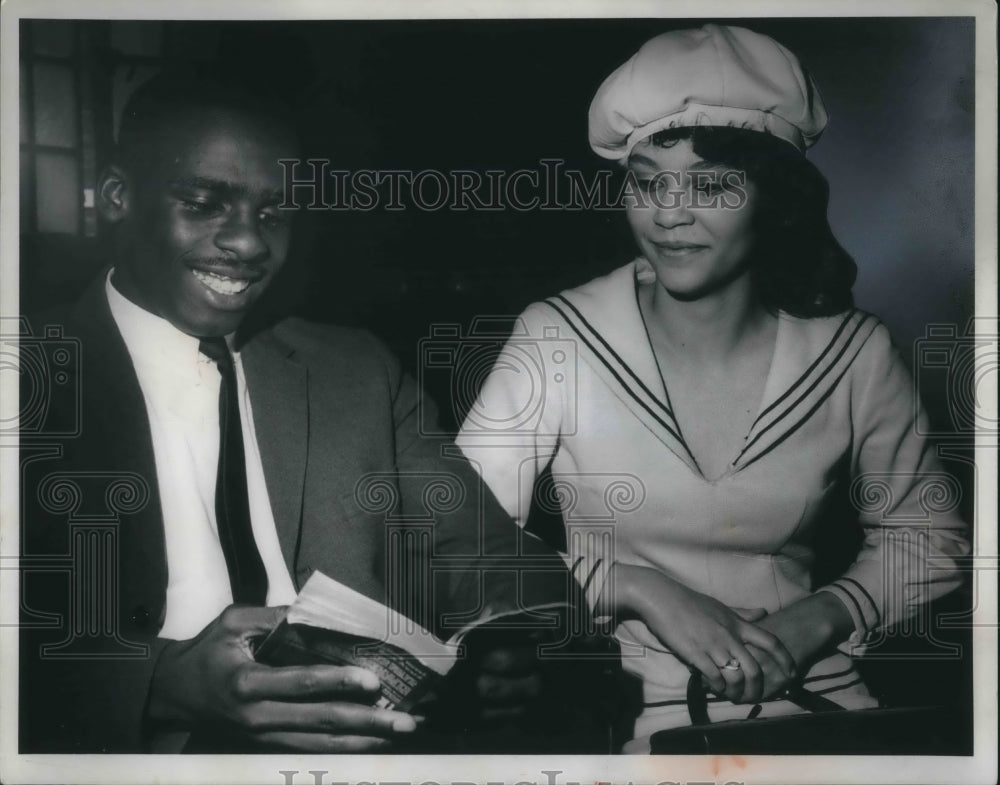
[733,607,768,622]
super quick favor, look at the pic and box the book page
[286,571,458,674]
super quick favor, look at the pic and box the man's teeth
[192,270,251,295]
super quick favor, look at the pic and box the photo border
[1,1,995,783]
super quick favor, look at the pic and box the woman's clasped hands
[610,564,800,704]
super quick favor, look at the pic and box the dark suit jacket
[19,275,570,752]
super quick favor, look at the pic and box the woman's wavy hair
[644,126,857,318]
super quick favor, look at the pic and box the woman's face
[625,137,757,301]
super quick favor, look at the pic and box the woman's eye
[635,178,669,197]
[693,181,723,195]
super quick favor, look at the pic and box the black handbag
[648,671,969,755]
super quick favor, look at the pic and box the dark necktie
[199,337,268,605]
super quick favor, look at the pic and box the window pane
[32,20,76,57]
[110,21,163,56]
[33,63,77,148]
[36,153,79,234]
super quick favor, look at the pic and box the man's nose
[214,207,268,261]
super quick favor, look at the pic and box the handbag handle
[685,669,844,725]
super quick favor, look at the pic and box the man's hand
[610,564,797,703]
[147,605,419,752]
[473,645,543,722]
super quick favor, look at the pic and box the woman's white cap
[588,24,829,160]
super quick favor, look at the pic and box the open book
[253,571,569,713]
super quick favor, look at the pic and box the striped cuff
[815,577,881,656]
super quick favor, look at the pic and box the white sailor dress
[456,259,969,752]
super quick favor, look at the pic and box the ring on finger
[721,657,742,671]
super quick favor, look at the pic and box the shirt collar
[105,268,213,375]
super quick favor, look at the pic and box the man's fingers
[240,699,417,736]
[234,664,381,701]
[251,731,394,753]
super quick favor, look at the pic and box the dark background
[20,17,974,366]
[18,17,977,734]
[19,17,976,436]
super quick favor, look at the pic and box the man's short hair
[115,68,297,170]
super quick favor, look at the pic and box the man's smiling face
[110,108,297,337]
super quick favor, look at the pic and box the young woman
[456,24,969,752]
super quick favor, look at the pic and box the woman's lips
[652,241,707,256]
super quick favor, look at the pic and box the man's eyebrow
[167,176,284,202]
[168,176,231,191]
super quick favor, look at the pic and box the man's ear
[96,164,130,223]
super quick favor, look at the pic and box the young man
[19,72,574,753]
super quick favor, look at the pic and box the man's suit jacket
[19,274,569,752]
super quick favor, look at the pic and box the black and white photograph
[0,1,996,783]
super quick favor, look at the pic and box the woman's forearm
[595,562,670,619]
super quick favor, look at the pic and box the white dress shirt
[106,270,298,639]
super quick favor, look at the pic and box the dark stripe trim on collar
[738,357,856,472]
[755,311,858,424]
[550,294,675,419]
[542,298,700,471]
[739,312,872,458]
[735,312,876,469]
